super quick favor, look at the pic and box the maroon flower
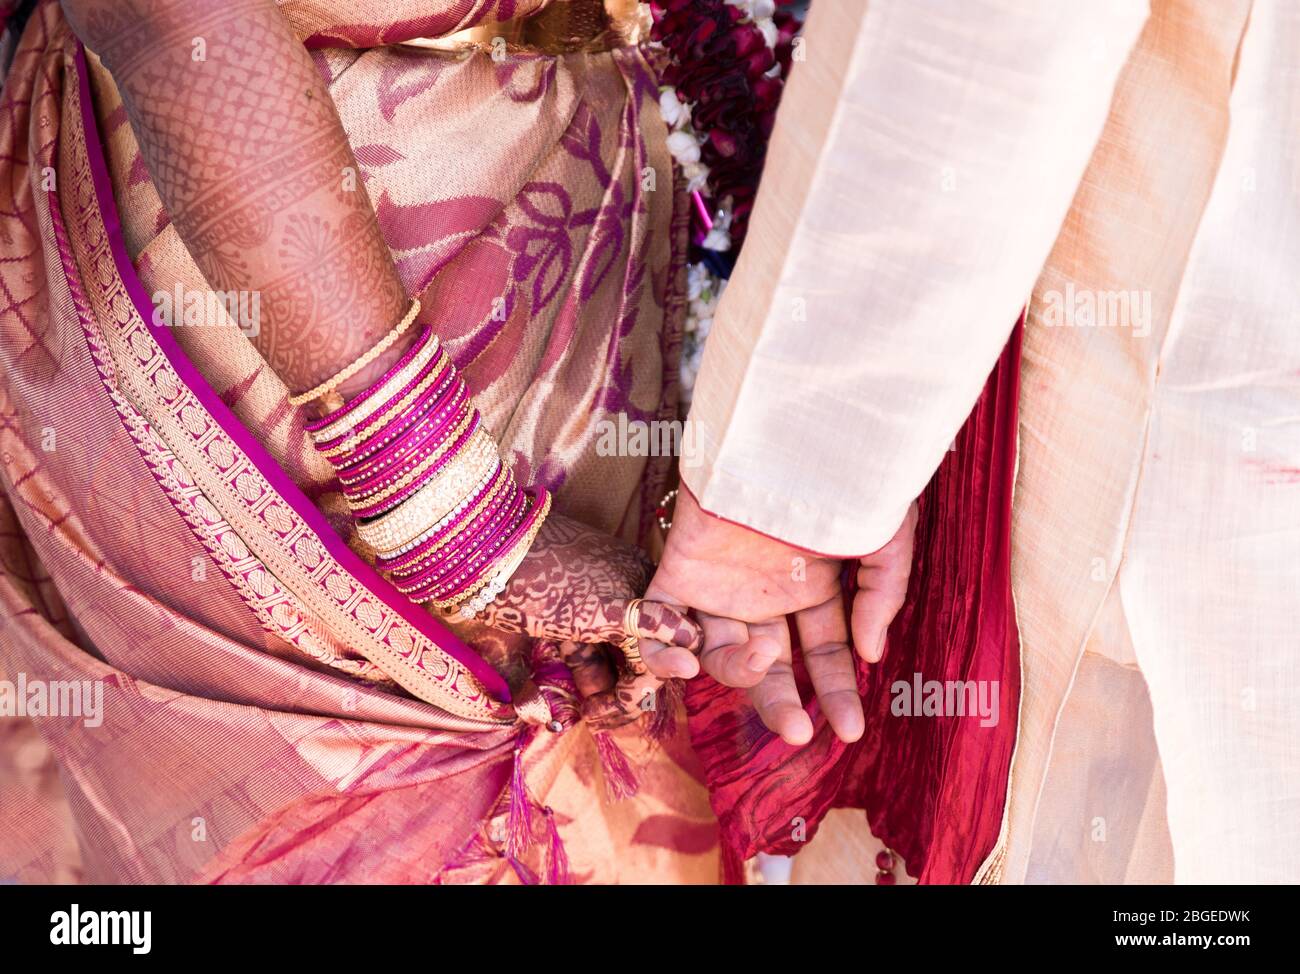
[651,0,809,245]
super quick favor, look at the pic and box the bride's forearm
[62,0,414,402]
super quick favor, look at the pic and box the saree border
[51,40,513,724]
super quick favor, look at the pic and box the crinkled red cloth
[686,321,1022,884]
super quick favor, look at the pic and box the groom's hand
[637,491,847,744]
[640,491,918,746]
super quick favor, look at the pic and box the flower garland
[650,0,807,399]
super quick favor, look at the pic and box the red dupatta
[685,319,1022,885]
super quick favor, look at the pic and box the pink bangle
[409,482,527,586]
[347,413,483,519]
[334,381,467,482]
[340,394,471,496]
[418,489,536,602]
[338,386,469,486]
[314,355,454,455]
[395,496,526,601]
[391,486,526,598]
[403,487,529,599]
[420,490,544,604]
[376,465,511,572]
[304,326,437,433]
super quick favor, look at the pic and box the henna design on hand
[476,513,701,650]
[473,513,701,728]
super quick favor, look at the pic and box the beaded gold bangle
[356,432,499,553]
[345,409,478,510]
[310,334,443,443]
[288,297,423,407]
[382,465,509,561]
[382,468,514,568]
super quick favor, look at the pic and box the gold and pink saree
[0,0,719,884]
[1,0,1022,885]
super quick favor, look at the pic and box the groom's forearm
[683,0,1147,554]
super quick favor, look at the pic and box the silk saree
[1,0,1021,885]
[0,0,721,884]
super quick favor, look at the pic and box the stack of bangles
[300,304,551,620]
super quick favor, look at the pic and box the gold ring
[620,635,644,665]
[620,598,647,669]
[621,597,643,643]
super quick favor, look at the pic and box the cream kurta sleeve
[680,0,1149,555]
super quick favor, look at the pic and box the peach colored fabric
[0,0,717,884]
[691,0,1298,883]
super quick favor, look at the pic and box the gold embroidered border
[57,60,511,727]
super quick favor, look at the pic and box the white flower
[687,265,724,324]
[759,18,778,49]
[659,88,689,128]
[683,161,710,194]
[666,129,702,165]
[691,284,720,316]
[692,277,726,321]
[702,227,732,252]
[687,263,710,302]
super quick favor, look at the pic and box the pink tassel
[507,855,539,886]
[543,807,570,885]
[541,685,580,732]
[593,731,640,801]
[646,678,683,743]
[505,743,534,858]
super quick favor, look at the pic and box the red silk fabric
[686,320,1023,884]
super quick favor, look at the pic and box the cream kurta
[685,0,1300,883]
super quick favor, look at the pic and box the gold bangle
[310,332,442,443]
[619,597,645,662]
[383,465,510,560]
[288,297,423,407]
[621,597,644,643]
[385,468,515,569]
[317,350,453,461]
[357,431,499,553]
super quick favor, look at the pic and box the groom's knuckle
[804,640,848,660]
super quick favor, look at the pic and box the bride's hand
[474,513,701,729]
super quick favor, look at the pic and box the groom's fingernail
[671,658,699,679]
